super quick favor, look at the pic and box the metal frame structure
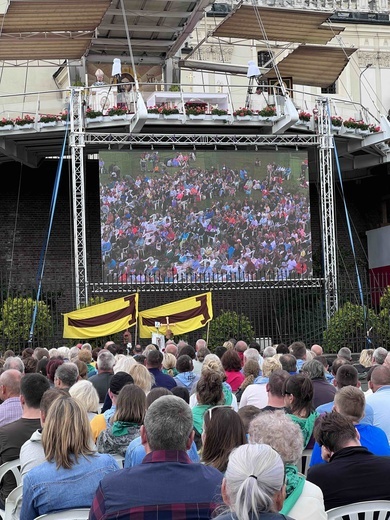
[70,88,89,307]
[70,105,337,320]
[317,97,338,322]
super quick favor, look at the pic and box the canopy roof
[264,45,356,88]
[0,0,111,59]
[212,5,343,44]
[0,0,214,63]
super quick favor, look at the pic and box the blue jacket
[20,453,119,520]
[310,422,390,467]
[149,368,177,390]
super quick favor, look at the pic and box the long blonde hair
[42,395,95,469]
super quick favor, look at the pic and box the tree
[323,302,378,353]
[0,297,53,350]
[208,310,255,350]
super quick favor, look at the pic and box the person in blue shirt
[124,386,200,468]
[316,364,374,426]
[310,385,390,467]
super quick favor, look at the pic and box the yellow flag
[63,294,138,339]
[139,292,213,338]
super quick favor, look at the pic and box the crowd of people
[0,336,389,519]
[100,151,312,282]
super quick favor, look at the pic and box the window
[257,51,273,68]
[321,82,336,94]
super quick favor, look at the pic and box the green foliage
[208,311,255,350]
[79,296,106,309]
[323,302,378,353]
[380,286,390,310]
[0,297,53,348]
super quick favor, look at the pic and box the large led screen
[99,150,312,282]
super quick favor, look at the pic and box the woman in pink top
[221,350,245,393]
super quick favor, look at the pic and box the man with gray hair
[3,357,24,374]
[301,359,336,408]
[337,347,352,362]
[89,350,115,402]
[54,363,79,391]
[262,346,276,358]
[90,395,223,519]
[243,347,260,364]
[372,347,388,366]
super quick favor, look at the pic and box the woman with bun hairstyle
[192,368,231,448]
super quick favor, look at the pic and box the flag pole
[206,321,210,345]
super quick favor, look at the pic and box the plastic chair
[4,483,23,520]
[326,500,390,520]
[34,508,90,519]
[0,460,22,520]
[297,448,312,476]
[111,453,125,468]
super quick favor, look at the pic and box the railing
[0,82,381,133]
[1,269,389,353]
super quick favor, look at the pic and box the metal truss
[317,98,338,322]
[84,133,320,147]
[70,88,89,308]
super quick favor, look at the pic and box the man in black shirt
[307,412,390,511]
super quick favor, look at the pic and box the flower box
[212,115,229,120]
[147,113,161,119]
[39,121,57,128]
[0,124,13,131]
[111,114,127,120]
[86,116,103,124]
[356,128,370,136]
[236,115,252,121]
[164,114,181,119]
[188,114,206,120]
[259,115,278,122]
[16,123,34,130]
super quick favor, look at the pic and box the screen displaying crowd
[99,149,312,282]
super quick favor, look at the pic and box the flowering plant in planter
[160,106,180,115]
[330,115,343,127]
[147,106,161,114]
[298,110,311,122]
[211,108,229,116]
[60,111,69,121]
[14,114,35,126]
[355,120,369,131]
[343,117,358,129]
[0,117,14,127]
[258,105,277,117]
[38,114,59,123]
[107,106,127,116]
[185,105,206,116]
[369,124,381,133]
[233,107,253,117]
[85,108,103,119]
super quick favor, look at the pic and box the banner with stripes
[139,292,213,338]
[63,294,138,339]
